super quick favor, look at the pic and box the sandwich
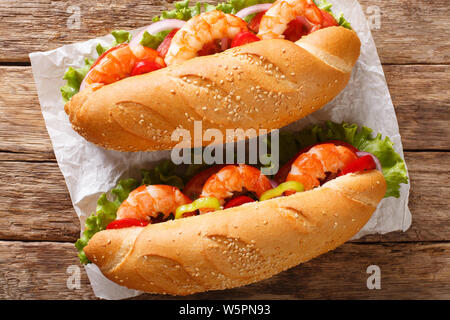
[61,0,360,151]
[77,121,408,295]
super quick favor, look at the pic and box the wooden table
[0,0,448,299]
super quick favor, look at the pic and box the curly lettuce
[140,29,171,50]
[141,159,184,189]
[95,30,132,56]
[60,58,94,103]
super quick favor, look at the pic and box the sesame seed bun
[65,27,361,151]
[84,170,386,295]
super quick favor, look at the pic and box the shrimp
[257,0,325,40]
[200,164,272,209]
[165,10,249,66]
[116,185,191,221]
[83,43,165,87]
[286,143,358,190]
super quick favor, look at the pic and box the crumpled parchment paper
[29,0,410,300]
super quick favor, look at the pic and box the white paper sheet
[29,0,410,300]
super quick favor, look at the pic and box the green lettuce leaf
[266,121,408,198]
[96,29,132,55]
[141,159,184,189]
[60,58,94,103]
[140,30,171,49]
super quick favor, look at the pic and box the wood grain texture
[0,161,79,242]
[0,67,54,157]
[0,152,448,243]
[383,64,450,150]
[0,0,448,64]
[360,0,450,64]
[1,241,448,299]
[0,65,448,158]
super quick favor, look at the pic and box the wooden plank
[0,65,448,157]
[0,241,95,299]
[0,152,448,243]
[383,64,450,150]
[0,161,79,242]
[0,67,54,158]
[0,0,448,64]
[0,241,448,299]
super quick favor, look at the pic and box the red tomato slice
[230,31,260,48]
[130,60,164,76]
[283,16,312,42]
[339,155,376,176]
[90,43,128,71]
[320,9,339,27]
[248,11,266,33]
[183,165,226,200]
[198,40,222,56]
[157,29,179,58]
[106,218,149,230]
[274,140,359,183]
[224,195,255,209]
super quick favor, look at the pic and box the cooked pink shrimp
[116,185,191,221]
[83,43,165,87]
[165,10,248,65]
[200,164,272,209]
[286,143,358,190]
[257,0,326,39]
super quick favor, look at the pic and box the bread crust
[65,27,361,151]
[84,170,386,295]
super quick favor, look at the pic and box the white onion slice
[356,151,382,172]
[235,3,272,19]
[129,19,186,48]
